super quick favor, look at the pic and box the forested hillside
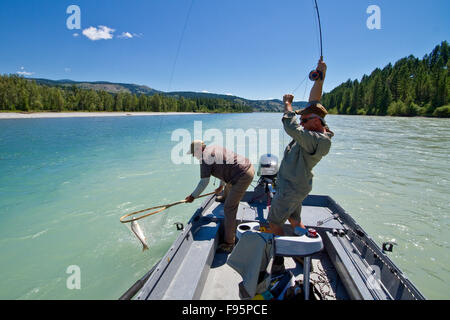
[322,41,449,117]
[0,76,299,113]
[0,75,252,113]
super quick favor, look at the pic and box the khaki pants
[222,165,255,244]
[268,191,308,226]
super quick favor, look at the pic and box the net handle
[119,192,216,224]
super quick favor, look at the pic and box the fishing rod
[309,0,324,81]
[292,0,325,94]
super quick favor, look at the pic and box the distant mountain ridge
[31,78,161,96]
[29,78,308,112]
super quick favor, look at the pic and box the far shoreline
[1,112,446,120]
[0,111,210,120]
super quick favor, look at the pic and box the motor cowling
[257,154,279,179]
[255,154,279,197]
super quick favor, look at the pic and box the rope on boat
[119,192,215,224]
[310,259,337,300]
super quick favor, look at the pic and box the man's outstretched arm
[309,59,327,102]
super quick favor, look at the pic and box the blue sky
[0,0,448,100]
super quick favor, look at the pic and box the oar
[119,192,216,224]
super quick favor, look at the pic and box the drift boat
[120,155,425,301]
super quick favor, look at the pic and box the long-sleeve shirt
[191,178,225,198]
[276,110,333,199]
[191,145,251,198]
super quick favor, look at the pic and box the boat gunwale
[135,194,218,300]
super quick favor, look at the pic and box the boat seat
[236,222,323,300]
[236,222,324,257]
[275,234,324,257]
[274,234,323,300]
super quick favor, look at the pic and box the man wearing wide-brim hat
[268,59,334,271]
[185,141,255,253]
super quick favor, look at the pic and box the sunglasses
[300,116,318,124]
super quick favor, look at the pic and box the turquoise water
[0,114,449,299]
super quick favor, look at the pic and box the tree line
[322,41,449,117]
[0,75,253,114]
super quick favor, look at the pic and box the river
[0,113,448,299]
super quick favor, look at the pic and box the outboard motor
[256,154,279,199]
[257,154,279,180]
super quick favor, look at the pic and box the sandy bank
[0,112,205,119]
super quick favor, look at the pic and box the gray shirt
[276,111,333,199]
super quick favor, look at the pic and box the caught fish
[131,220,149,251]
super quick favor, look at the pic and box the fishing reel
[309,69,324,82]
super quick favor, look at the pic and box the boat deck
[200,251,349,300]
[133,192,425,300]
[199,198,349,300]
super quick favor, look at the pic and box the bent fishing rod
[309,0,324,81]
[292,0,325,95]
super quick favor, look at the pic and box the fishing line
[292,74,308,94]
[303,78,311,101]
[130,2,195,235]
[152,1,194,169]
[161,197,171,236]
[168,0,195,92]
[164,0,194,228]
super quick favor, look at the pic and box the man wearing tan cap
[185,141,255,253]
[268,59,334,271]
